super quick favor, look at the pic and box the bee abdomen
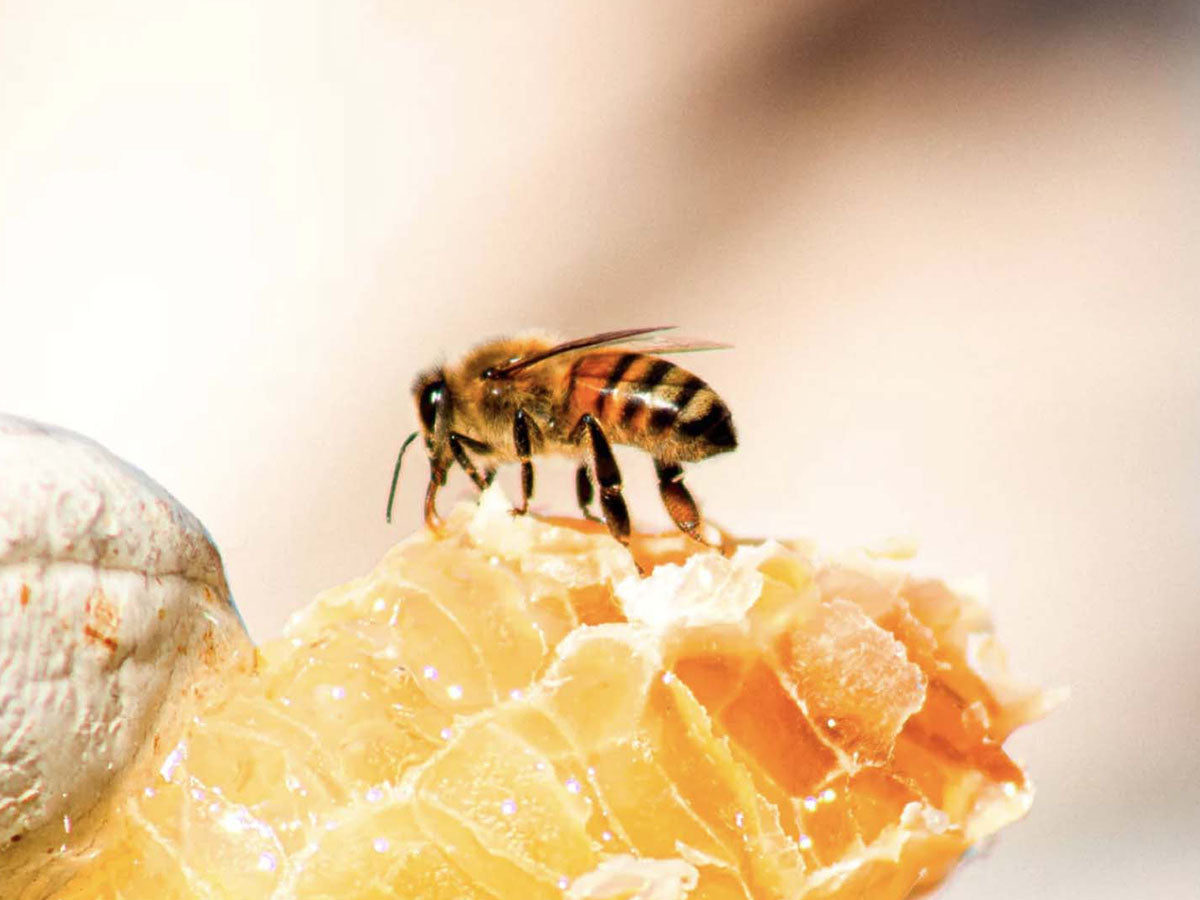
[568,353,736,459]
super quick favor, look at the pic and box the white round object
[0,415,250,857]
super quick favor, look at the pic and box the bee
[386,326,736,548]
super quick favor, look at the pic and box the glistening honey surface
[30,489,1051,900]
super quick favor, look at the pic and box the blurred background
[1,1,1197,897]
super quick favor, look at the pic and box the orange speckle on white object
[0,415,251,878]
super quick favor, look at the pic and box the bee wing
[493,326,678,375]
[618,336,732,355]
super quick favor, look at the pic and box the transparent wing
[492,326,676,376]
[622,336,732,355]
[492,328,732,376]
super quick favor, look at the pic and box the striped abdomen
[565,352,736,462]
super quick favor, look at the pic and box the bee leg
[575,463,602,522]
[577,414,631,547]
[654,459,709,546]
[423,462,448,533]
[511,409,535,515]
[449,432,492,491]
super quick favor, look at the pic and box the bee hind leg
[511,409,535,515]
[654,459,710,546]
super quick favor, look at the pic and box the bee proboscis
[386,326,737,550]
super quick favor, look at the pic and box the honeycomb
[24,488,1052,899]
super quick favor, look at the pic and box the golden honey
[25,489,1052,900]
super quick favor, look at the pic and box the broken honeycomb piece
[26,487,1051,900]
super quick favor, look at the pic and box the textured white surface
[565,855,699,900]
[615,542,776,631]
[0,415,250,857]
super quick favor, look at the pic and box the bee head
[386,368,450,525]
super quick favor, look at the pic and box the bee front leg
[654,459,709,546]
[448,432,493,491]
[574,414,631,547]
[423,462,448,533]
[511,409,535,515]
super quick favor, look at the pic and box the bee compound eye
[419,382,444,431]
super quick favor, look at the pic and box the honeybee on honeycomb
[387,327,736,548]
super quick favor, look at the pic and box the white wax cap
[0,415,250,860]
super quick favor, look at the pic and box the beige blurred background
[1,1,1197,897]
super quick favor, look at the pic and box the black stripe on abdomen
[653,376,706,433]
[678,399,736,449]
[620,393,646,426]
[635,359,676,431]
[648,405,676,432]
[673,376,705,415]
[641,359,673,390]
[597,353,638,416]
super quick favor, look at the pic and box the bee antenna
[385,431,420,524]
